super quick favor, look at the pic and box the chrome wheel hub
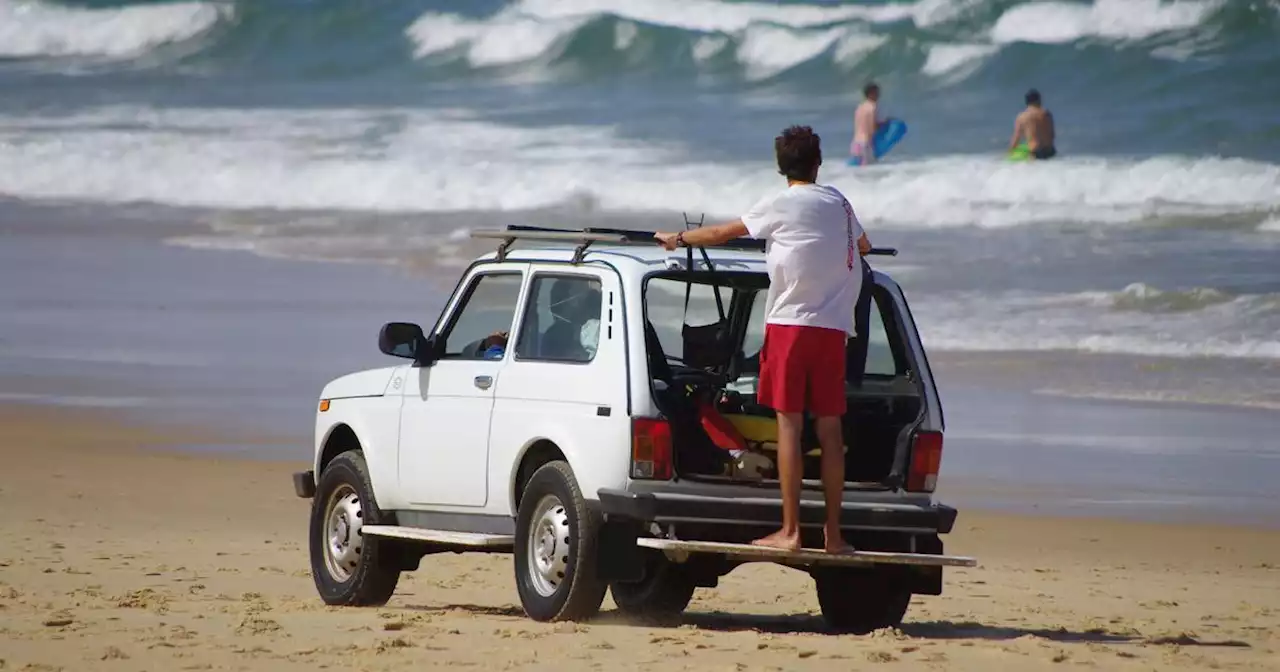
[324,484,364,582]
[526,495,571,598]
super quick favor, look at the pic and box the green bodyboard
[1008,143,1031,162]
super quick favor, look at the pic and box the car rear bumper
[596,488,956,535]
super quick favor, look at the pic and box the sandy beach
[2,403,1277,671]
[4,1,1280,668]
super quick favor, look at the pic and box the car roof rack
[470,224,898,263]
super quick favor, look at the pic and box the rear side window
[743,287,903,378]
[645,278,726,362]
[515,275,603,363]
[863,294,898,376]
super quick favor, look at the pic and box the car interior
[643,264,926,490]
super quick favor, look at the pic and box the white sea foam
[691,35,730,62]
[407,0,912,73]
[613,20,639,51]
[838,155,1280,229]
[914,288,1280,360]
[1259,217,1280,232]
[0,0,227,60]
[734,25,845,80]
[990,0,1222,45]
[2,107,1278,231]
[407,11,584,67]
[921,42,999,79]
[404,0,1226,82]
[512,0,934,33]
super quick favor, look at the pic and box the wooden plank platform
[636,538,977,568]
[362,525,514,548]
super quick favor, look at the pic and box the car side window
[440,273,524,360]
[644,278,723,362]
[515,275,603,363]
[863,294,898,377]
[742,286,901,378]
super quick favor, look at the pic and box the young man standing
[1008,88,1056,159]
[654,125,872,554]
[851,82,885,166]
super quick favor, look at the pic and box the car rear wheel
[813,567,911,634]
[610,553,696,622]
[309,450,400,606]
[514,461,607,622]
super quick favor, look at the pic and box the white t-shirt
[742,183,865,335]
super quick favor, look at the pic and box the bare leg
[816,415,855,554]
[751,411,802,551]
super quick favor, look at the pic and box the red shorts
[757,324,848,416]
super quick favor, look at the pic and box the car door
[397,267,526,507]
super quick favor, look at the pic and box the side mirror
[378,322,426,361]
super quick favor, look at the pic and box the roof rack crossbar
[470,225,899,261]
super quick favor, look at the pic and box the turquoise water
[1,0,1278,362]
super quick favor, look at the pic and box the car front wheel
[514,461,607,622]
[309,450,400,606]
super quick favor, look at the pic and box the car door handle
[473,375,493,390]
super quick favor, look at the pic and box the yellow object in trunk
[723,414,847,457]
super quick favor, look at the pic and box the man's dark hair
[863,81,879,97]
[1025,88,1042,106]
[774,125,822,182]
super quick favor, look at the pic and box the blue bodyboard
[848,119,907,166]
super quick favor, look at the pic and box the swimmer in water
[1009,88,1056,160]
[851,82,886,166]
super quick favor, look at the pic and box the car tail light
[631,418,673,480]
[906,430,943,492]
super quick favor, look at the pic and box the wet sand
[1,403,1278,671]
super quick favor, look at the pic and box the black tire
[514,461,607,622]
[610,554,696,621]
[814,568,911,634]
[309,450,400,606]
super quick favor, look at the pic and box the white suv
[293,225,971,632]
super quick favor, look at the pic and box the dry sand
[1,404,1277,671]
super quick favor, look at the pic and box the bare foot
[751,529,801,552]
[824,530,856,554]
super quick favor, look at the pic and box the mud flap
[595,520,645,582]
[907,534,946,595]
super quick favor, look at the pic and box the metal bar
[471,230,630,244]
[362,525,515,548]
[636,538,977,568]
[471,227,900,257]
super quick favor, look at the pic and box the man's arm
[1007,115,1024,151]
[654,220,749,251]
[873,102,887,130]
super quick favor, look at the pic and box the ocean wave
[989,0,1223,45]
[1,106,1278,229]
[837,155,1280,229]
[915,288,1280,360]
[0,0,1270,90]
[402,0,1241,80]
[406,3,896,78]
[1105,283,1239,313]
[407,10,586,68]
[921,42,998,78]
[0,0,229,60]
